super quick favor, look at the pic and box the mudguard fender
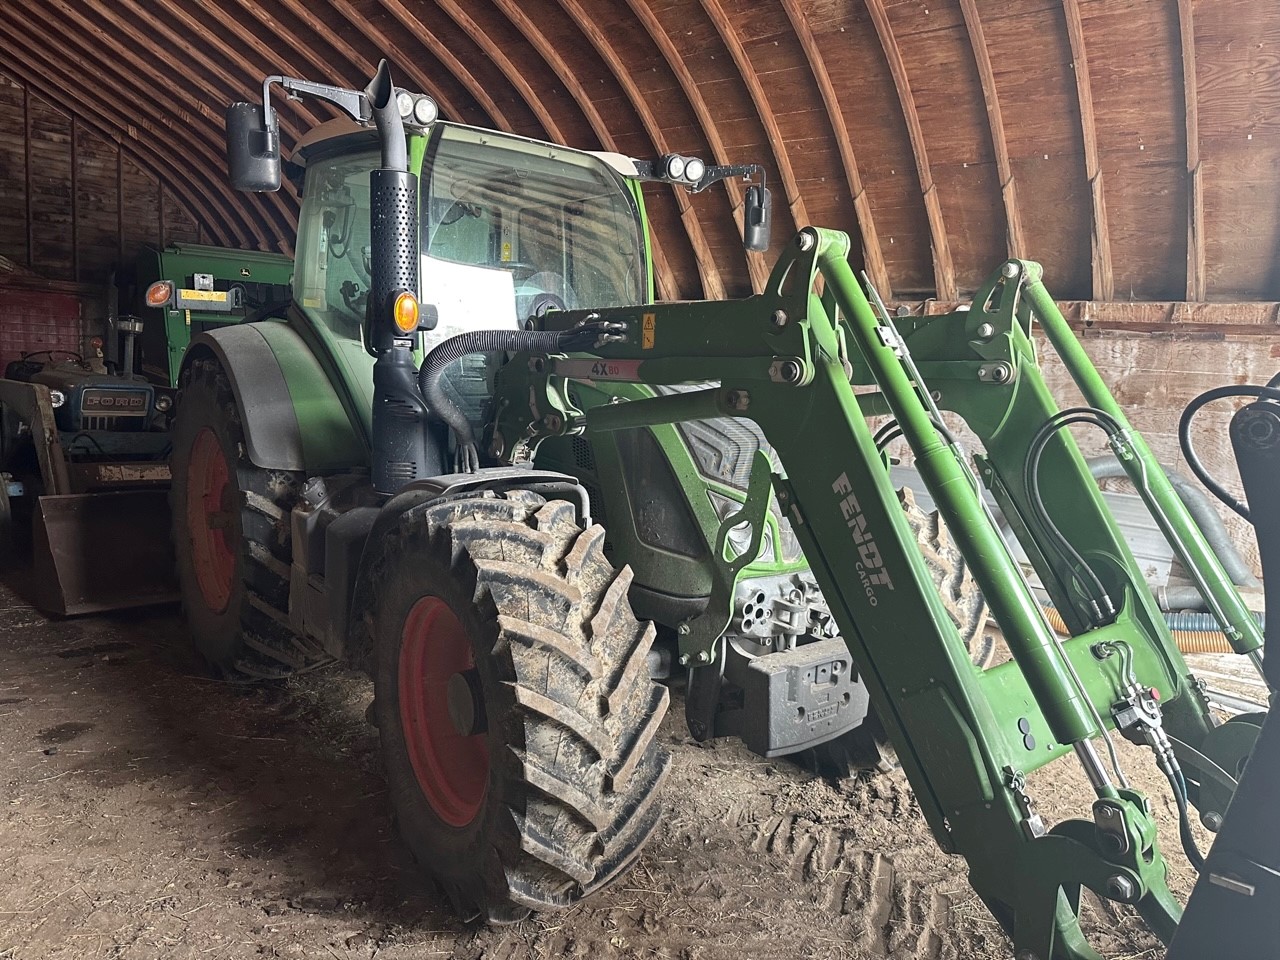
[180,322,364,474]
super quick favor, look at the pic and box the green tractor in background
[0,243,291,615]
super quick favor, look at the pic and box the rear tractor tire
[170,358,331,680]
[370,490,671,922]
[798,487,993,779]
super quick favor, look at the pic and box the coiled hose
[417,321,625,472]
[1042,605,1265,654]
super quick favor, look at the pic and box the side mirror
[743,184,771,252]
[225,102,281,192]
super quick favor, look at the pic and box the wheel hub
[186,427,236,613]
[398,597,489,828]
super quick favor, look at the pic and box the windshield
[293,128,647,348]
[423,125,646,322]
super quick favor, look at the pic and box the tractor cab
[289,121,654,438]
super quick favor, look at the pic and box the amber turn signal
[145,280,174,307]
[392,290,420,333]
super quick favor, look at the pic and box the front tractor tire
[370,491,671,922]
[170,358,330,680]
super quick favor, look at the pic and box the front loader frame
[492,227,1266,958]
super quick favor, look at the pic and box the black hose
[1169,768,1207,873]
[418,322,625,472]
[1025,409,1122,623]
[1179,383,1280,523]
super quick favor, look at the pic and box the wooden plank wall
[0,71,205,370]
[0,72,203,285]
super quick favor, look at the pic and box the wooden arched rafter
[864,0,957,300]
[780,0,890,295]
[0,24,249,249]
[1061,0,1114,301]
[0,56,237,250]
[697,0,811,234]
[263,0,472,125]
[368,0,512,130]
[957,0,1027,260]
[1176,0,1205,302]
[554,0,727,300]
[618,0,767,292]
[433,0,566,143]
[11,0,289,248]
[485,0,683,301]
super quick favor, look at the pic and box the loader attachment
[31,488,176,616]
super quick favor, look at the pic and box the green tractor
[183,63,1277,956]
[0,243,291,615]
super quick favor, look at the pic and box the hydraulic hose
[418,322,625,472]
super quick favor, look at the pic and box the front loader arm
[492,227,1265,957]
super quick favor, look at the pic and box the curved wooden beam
[366,0,511,129]
[433,0,565,143]
[0,54,236,250]
[1176,0,1205,301]
[0,21,246,249]
[779,0,890,295]
[486,0,682,301]
[697,0,811,233]
[260,0,470,124]
[555,0,726,300]
[15,0,288,248]
[1061,0,1113,300]
[864,0,956,299]
[957,0,1026,260]
[126,0,318,159]
[617,0,766,291]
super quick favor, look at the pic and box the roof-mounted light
[396,89,415,120]
[412,95,438,126]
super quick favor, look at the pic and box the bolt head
[696,650,711,663]
[1002,261,1020,278]
[976,322,995,339]
[990,364,1010,383]
[796,230,816,251]
[678,654,691,666]
[1203,811,1224,832]
[1105,874,1136,902]
[772,310,789,328]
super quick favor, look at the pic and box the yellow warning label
[179,288,229,302]
[642,312,655,350]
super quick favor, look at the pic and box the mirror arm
[259,75,372,131]
[689,163,765,195]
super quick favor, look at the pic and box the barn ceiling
[2,0,1277,303]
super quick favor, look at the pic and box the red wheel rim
[398,597,489,827]
[186,427,236,613]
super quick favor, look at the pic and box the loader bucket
[31,490,177,616]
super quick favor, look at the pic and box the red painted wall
[0,287,91,373]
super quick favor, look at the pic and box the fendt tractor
[0,244,292,615]
[169,63,1276,957]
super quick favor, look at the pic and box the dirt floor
[0,570,1258,960]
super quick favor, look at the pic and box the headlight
[684,157,706,183]
[413,96,438,126]
[664,154,687,180]
[396,89,415,120]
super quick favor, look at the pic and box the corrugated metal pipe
[1086,457,1261,604]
